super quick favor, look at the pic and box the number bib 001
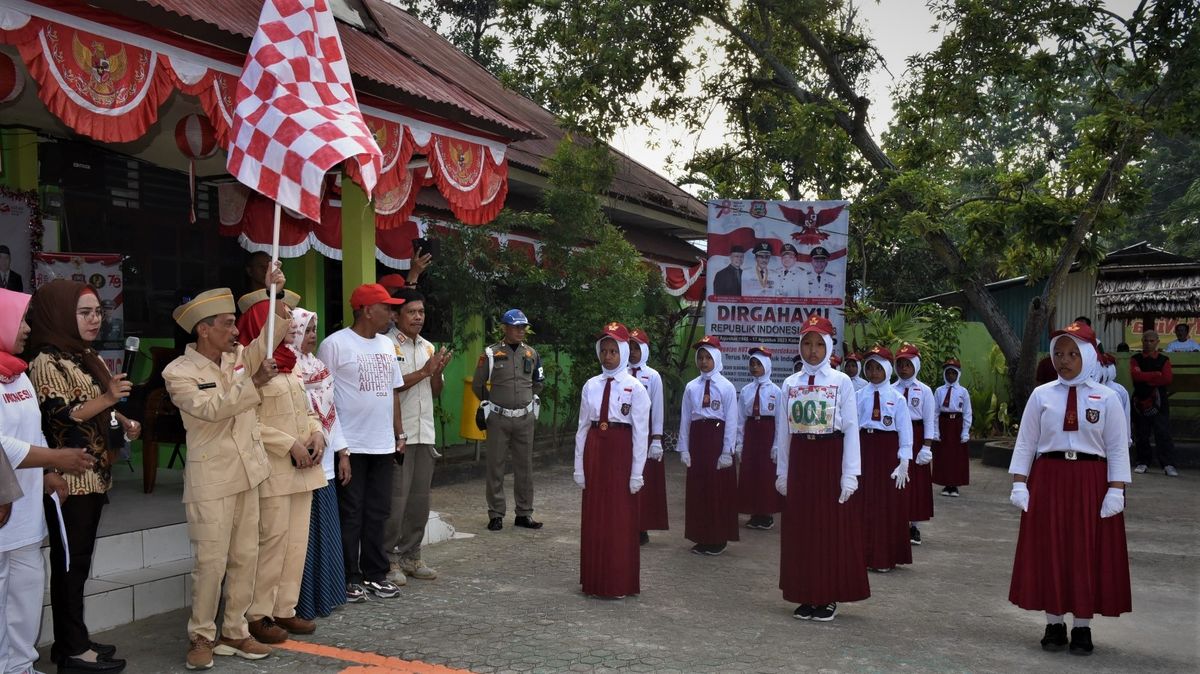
[786,384,839,435]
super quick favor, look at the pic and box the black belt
[796,431,844,441]
[591,421,631,430]
[943,413,961,419]
[747,415,772,421]
[912,420,924,425]
[1041,451,1104,462]
[862,428,897,434]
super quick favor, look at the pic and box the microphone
[120,336,139,402]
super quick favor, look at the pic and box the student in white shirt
[1099,353,1131,447]
[856,346,913,573]
[1007,321,1131,655]
[735,347,783,530]
[628,329,667,545]
[773,315,867,622]
[677,336,740,556]
[1164,323,1200,352]
[842,352,868,391]
[894,344,936,546]
[932,359,973,496]
[573,323,649,598]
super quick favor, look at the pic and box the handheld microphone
[120,336,139,402]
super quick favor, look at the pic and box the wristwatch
[265,288,285,300]
[395,433,408,441]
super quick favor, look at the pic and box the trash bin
[460,376,487,441]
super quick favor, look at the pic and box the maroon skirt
[779,433,869,605]
[859,430,912,570]
[580,424,640,597]
[684,419,740,545]
[932,414,970,486]
[1009,457,1131,618]
[907,421,934,522]
[737,417,784,515]
[638,451,669,531]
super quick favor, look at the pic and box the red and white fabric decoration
[0,51,24,103]
[175,113,218,223]
[226,0,382,222]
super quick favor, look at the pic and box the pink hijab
[0,288,31,381]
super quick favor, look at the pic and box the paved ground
[61,457,1199,673]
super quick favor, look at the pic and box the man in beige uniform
[164,271,289,671]
[238,297,327,645]
[472,309,544,531]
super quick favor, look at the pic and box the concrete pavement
[58,457,1199,673]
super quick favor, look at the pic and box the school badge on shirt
[883,415,893,427]
[621,402,631,415]
[1086,409,1100,423]
[711,399,721,410]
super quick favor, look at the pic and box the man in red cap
[317,284,408,602]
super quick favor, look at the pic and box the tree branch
[942,192,1025,215]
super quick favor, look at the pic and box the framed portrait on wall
[0,187,41,293]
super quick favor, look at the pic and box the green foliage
[841,301,962,390]
[964,345,1014,438]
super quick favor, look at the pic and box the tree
[392,1,510,75]
[501,0,1200,407]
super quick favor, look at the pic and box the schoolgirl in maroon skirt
[932,359,973,496]
[893,344,936,545]
[573,322,650,599]
[856,346,913,572]
[774,316,868,622]
[628,328,667,544]
[1008,321,1131,655]
[677,336,740,555]
[737,346,784,530]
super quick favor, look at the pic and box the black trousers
[1133,407,1175,467]
[43,492,108,657]
[337,453,394,583]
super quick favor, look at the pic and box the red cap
[829,354,842,368]
[629,328,650,345]
[943,358,961,369]
[748,345,773,358]
[377,273,406,291]
[844,352,862,362]
[694,335,722,350]
[1050,320,1097,346]
[350,283,406,310]
[799,314,834,336]
[867,344,894,361]
[599,321,630,342]
[896,343,920,360]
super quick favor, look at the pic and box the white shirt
[678,375,739,456]
[1104,380,1132,447]
[806,270,839,297]
[317,328,405,454]
[1009,380,1131,483]
[628,363,664,438]
[772,266,805,297]
[742,266,776,296]
[895,378,937,442]
[573,372,650,481]
[390,329,439,446]
[846,374,868,391]
[773,368,861,479]
[933,383,974,440]
[856,382,913,460]
[1165,338,1200,352]
[0,373,49,552]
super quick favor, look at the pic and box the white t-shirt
[317,328,405,454]
[0,373,49,552]
[1165,338,1200,352]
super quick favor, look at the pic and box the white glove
[717,452,733,470]
[649,439,663,461]
[629,477,644,494]
[960,432,970,443]
[1010,482,1029,512]
[838,475,857,504]
[775,475,787,496]
[770,445,778,462]
[891,459,909,489]
[1100,487,1124,518]
[916,447,933,465]
[680,451,691,468]
[573,472,585,489]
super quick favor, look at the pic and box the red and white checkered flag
[227,0,381,222]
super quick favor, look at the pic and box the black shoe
[1069,627,1093,655]
[761,516,774,530]
[702,542,727,556]
[487,517,503,531]
[690,543,705,555]
[949,486,961,497]
[1041,623,1068,651]
[639,531,650,545]
[57,654,127,673]
[792,604,814,620]
[810,603,838,621]
[910,525,922,545]
[91,642,117,659]
[514,515,543,529]
[940,487,952,497]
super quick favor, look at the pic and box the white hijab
[943,365,962,387]
[749,351,773,384]
[799,333,833,377]
[697,344,723,380]
[287,308,337,433]
[1053,334,1098,387]
[864,353,893,388]
[896,355,921,384]
[595,336,630,377]
[629,339,651,368]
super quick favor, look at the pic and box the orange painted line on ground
[273,639,471,673]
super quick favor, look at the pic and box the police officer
[472,309,545,531]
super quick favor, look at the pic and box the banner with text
[33,253,125,372]
[705,199,848,388]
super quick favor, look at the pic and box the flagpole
[266,202,281,347]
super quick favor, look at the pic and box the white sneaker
[386,562,408,586]
[1133,464,1148,474]
[1164,465,1179,477]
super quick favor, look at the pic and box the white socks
[1045,613,1090,628]
[1075,618,1091,628]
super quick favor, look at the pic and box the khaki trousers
[185,486,260,641]
[484,413,536,518]
[249,490,313,620]
[385,444,435,562]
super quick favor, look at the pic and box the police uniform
[472,314,544,525]
[855,347,913,571]
[163,289,288,647]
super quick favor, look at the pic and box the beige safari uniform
[248,371,324,624]
[163,314,287,642]
[472,342,543,518]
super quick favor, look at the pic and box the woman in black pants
[27,279,139,674]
